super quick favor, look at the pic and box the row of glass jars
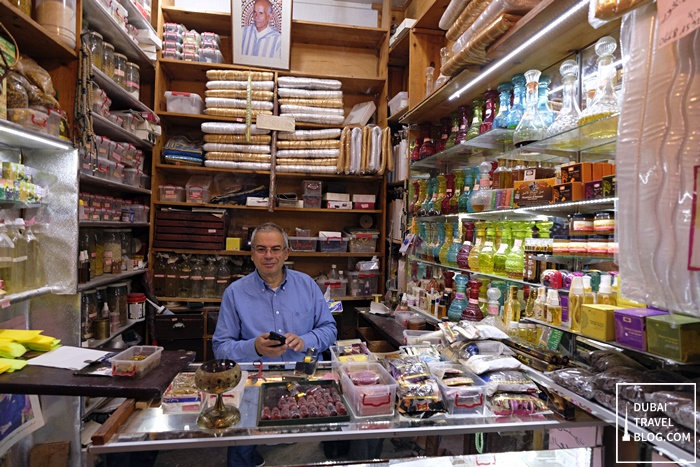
[84,31,141,100]
[79,228,133,277]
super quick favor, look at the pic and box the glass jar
[125,62,140,100]
[594,210,615,233]
[94,230,104,276]
[95,286,108,314]
[35,0,77,49]
[103,229,121,274]
[84,31,103,69]
[102,42,115,78]
[570,213,594,233]
[113,53,128,88]
[107,282,128,326]
[118,229,132,270]
[11,0,31,15]
[569,236,587,255]
[81,290,98,340]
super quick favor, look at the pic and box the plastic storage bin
[330,344,376,368]
[388,91,408,116]
[403,329,442,346]
[345,228,379,253]
[303,180,322,196]
[164,91,204,114]
[7,109,49,133]
[339,362,398,417]
[288,236,318,252]
[347,271,379,297]
[159,184,185,202]
[186,185,211,204]
[318,236,348,252]
[428,362,486,415]
[316,278,347,299]
[111,345,164,378]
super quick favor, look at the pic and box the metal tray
[257,380,350,427]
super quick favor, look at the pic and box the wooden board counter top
[0,350,194,399]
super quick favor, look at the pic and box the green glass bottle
[477,224,497,274]
[467,221,486,271]
[439,221,452,265]
[432,174,447,216]
[465,99,484,140]
[493,221,512,276]
[505,222,528,279]
[433,222,445,263]
[450,171,464,214]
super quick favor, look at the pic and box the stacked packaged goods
[277,76,345,125]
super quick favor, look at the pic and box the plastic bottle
[546,289,562,326]
[597,274,617,305]
[216,258,232,296]
[532,286,547,320]
[190,258,204,298]
[164,255,179,297]
[178,255,192,298]
[328,264,339,280]
[582,275,596,304]
[503,285,521,326]
[524,286,537,318]
[24,220,42,289]
[0,223,15,293]
[569,276,584,333]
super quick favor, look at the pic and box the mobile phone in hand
[268,331,286,346]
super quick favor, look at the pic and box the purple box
[614,308,668,351]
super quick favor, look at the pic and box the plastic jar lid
[127,293,146,302]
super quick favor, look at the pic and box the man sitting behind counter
[212,221,337,363]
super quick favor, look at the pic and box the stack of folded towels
[278,76,345,125]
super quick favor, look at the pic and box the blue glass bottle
[421,178,435,216]
[447,222,461,267]
[538,75,555,127]
[459,167,474,213]
[434,222,445,263]
[506,73,526,129]
[447,274,470,322]
[493,81,513,129]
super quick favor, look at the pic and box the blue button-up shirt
[212,268,337,362]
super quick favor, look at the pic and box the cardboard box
[602,174,616,197]
[326,201,352,209]
[245,196,269,206]
[323,192,351,202]
[581,304,623,341]
[584,180,604,200]
[614,308,668,351]
[523,167,556,181]
[343,101,376,126]
[513,178,556,207]
[352,194,376,203]
[561,162,606,184]
[226,237,242,251]
[646,313,700,362]
[553,182,585,203]
[353,202,375,210]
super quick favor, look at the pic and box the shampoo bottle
[569,276,584,332]
[546,289,562,326]
[597,274,617,305]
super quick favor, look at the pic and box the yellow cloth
[0,342,26,358]
[0,329,43,340]
[0,358,27,372]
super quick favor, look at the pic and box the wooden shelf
[86,318,145,349]
[161,6,231,34]
[80,173,152,195]
[158,59,271,83]
[388,32,409,67]
[151,248,252,256]
[413,0,451,29]
[79,221,150,228]
[92,114,154,150]
[274,207,382,214]
[77,269,147,292]
[274,172,383,181]
[153,201,268,210]
[154,163,269,176]
[400,0,620,124]
[291,20,386,50]
[0,0,76,62]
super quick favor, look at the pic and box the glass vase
[546,60,582,137]
[513,69,547,147]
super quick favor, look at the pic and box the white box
[245,196,269,206]
[327,201,352,209]
[352,194,376,203]
[388,91,408,116]
[389,18,416,47]
[343,101,376,126]
[164,91,204,114]
[323,192,350,202]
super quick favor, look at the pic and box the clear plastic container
[102,42,115,78]
[347,233,379,253]
[388,91,408,116]
[46,108,62,137]
[94,136,114,161]
[111,142,127,163]
[289,237,318,252]
[316,278,347,298]
[126,62,140,100]
[339,362,398,417]
[111,1,127,28]
[34,0,77,49]
[428,362,486,415]
[330,344,376,369]
[113,53,128,88]
[7,109,49,133]
[347,271,379,297]
[164,91,204,114]
[85,31,104,70]
[403,329,442,346]
[318,236,348,253]
[161,49,182,60]
[200,48,223,64]
[186,185,211,204]
[200,32,220,47]
[183,30,201,46]
[97,158,116,180]
[182,52,199,62]
[139,170,149,189]
[162,30,183,43]
[111,161,125,182]
[111,346,164,378]
[159,184,185,202]
[163,22,184,33]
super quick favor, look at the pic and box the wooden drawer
[154,211,227,250]
[155,314,204,340]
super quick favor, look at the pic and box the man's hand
[255,333,289,358]
[284,333,305,352]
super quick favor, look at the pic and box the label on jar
[114,69,125,77]
[126,80,140,90]
[572,220,594,231]
[594,219,615,231]
[128,302,143,320]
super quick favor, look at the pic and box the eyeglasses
[253,246,287,255]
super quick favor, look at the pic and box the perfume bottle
[546,60,582,137]
[457,220,474,269]
[469,161,493,212]
[569,276,584,332]
[447,274,469,322]
[436,117,451,152]
[482,286,503,329]
[420,178,434,216]
[506,73,526,129]
[447,222,462,267]
[418,123,436,159]
[458,167,474,213]
[454,105,471,144]
[439,222,453,265]
[492,221,512,276]
[578,36,619,137]
[480,89,499,134]
[410,137,423,163]
[450,171,463,214]
[434,222,446,263]
[441,172,456,215]
[503,285,521,326]
[445,111,461,149]
[477,225,497,274]
[465,99,483,140]
[513,69,547,147]
[524,285,538,318]
[493,81,513,129]
[491,158,513,190]
[505,222,528,279]
[537,75,555,127]
[408,180,420,214]
[467,221,486,271]
[546,289,562,326]
[461,279,483,321]
[432,174,447,216]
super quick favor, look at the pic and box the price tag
[656,0,700,49]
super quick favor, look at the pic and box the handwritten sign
[657,0,700,49]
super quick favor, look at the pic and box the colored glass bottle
[578,36,619,138]
[408,180,420,214]
[436,117,451,152]
[417,222,428,259]
[480,89,499,134]
[491,158,512,190]
[441,172,456,215]
[467,221,486,271]
[457,220,474,269]
[432,174,447,216]
[477,225,497,274]
[461,279,483,321]
[465,99,483,140]
[439,222,453,265]
[493,221,512,276]
[445,111,460,149]
[447,222,462,267]
[493,81,513,129]
[419,178,434,216]
[505,222,527,279]
[458,167,474,213]
[415,179,427,216]
[546,60,582,137]
[524,285,538,318]
[454,105,471,144]
[447,274,469,322]
[513,69,547,147]
[434,222,446,263]
[410,137,423,163]
[450,171,464,214]
[503,285,521,325]
[418,122,436,159]
[506,73,526,129]
[537,75,555,127]
[469,161,493,212]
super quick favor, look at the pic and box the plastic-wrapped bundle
[280,104,344,116]
[446,0,491,42]
[276,149,340,158]
[202,143,271,154]
[279,112,344,125]
[277,88,343,99]
[441,14,521,76]
[206,80,274,91]
[277,128,341,140]
[278,76,342,90]
[646,391,699,431]
[205,70,274,81]
[201,122,270,134]
[205,160,271,170]
[547,367,596,400]
[588,349,645,372]
[278,98,343,108]
[205,152,271,162]
[204,108,272,118]
[205,89,274,100]
[439,0,472,30]
[451,0,539,55]
[275,165,337,174]
[204,134,271,144]
[277,157,337,166]
[204,98,274,111]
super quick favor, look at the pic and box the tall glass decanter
[477,225,496,274]
[469,161,493,212]
[505,222,528,279]
[419,178,434,216]
[417,222,428,259]
[465,100,483,140]
[537,75,555,127]
[415,179,427,216]
[506,74,526,129]
[461,279,483,321]
[439,222,453,265]
[493,81,513,129]
[418,122,436,159]
[450,171,463,214]
[456,221,474,269]
[513,69,547,147]
[578,36,619,138]
[408,180,420,214]
[447,222,461,267]
[410,137,423,163]
[546,60,582,137]
[447,274,469,322]
[467,221,486,270]
[444,111,460,149]
[432,174,447,216]
[434,222,446,263]
[454,105,471,144]
[480,90,499,134]
[436,117,451,152]
[493,221,512,276]
[441,173,455,215]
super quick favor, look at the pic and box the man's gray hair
[251,222,289,249]
[255,0,274,14]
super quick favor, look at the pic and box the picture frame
[0,394,44,457]
[232,0,292,70]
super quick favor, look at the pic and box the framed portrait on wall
[232,0,292,70]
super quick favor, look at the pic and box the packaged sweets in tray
[257,380,349,426]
